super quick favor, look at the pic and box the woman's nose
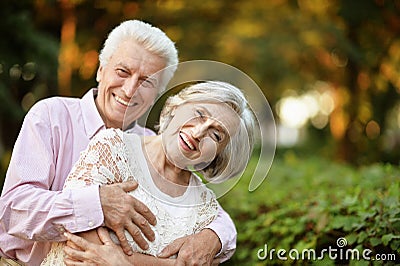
[192,123,208,139]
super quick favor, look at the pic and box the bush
[219,151,400,265]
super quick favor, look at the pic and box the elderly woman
[42,81,255,265]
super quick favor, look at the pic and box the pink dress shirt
[0,89,236,265]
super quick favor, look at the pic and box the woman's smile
[179,131,196,151]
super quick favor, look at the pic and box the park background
[0,0,399,265]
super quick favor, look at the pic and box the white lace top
[42,128,218,265]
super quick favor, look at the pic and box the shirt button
[88,221,94,227]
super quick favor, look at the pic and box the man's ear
[96,66,103,82]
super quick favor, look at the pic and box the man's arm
[0,103,104,244]
[0,103,155,258]
[61,128,157,254]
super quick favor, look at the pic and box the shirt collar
[80,88,106,139]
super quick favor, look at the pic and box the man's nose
[122,76,140,98]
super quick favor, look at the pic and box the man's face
[95,39,166,129]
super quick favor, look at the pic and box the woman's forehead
[180,101,234,113]
[179,102,240,130]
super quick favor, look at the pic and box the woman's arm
[63,228,174,266]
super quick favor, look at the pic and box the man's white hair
[99,20,178,91]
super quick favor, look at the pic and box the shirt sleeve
[0,102,103,243]
[205,202,237,262]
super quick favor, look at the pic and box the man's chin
[123,114,142,128]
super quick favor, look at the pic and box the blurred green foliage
[220,152,400,265]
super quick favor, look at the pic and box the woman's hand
[63,227,130,266]
[99,181,157,255]
[64,227,175,266]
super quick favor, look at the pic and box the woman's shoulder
[90,128,120,144]
[90,130,145,161]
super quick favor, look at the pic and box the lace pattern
[41,128,218,265]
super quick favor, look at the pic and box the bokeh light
[276,82,335,145]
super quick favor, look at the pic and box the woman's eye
[140,78,155,88]
[196,110,205,119]
[211,130,223,142]
[214,133,221,142]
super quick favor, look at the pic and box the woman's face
[162,101,240,170]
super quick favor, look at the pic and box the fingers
[64,257,95,266]
[115,181,157,226]
[130,202,156,241]
[64,257,84,266]
[64,257,80,266]
[123,221,150,251]
[63,243,96,266]
[132,198,157,227]
[101,182,156,229]
[64,234,89,265]
[66,240,82,251]
[64,245,88,262]
[96,227,113,245]
[113,228,133,255]
[115,203,155,252]
[63,234,99,266]
[64,232,90,250]
[64,248,96,266]
[158,237,186,258]
[101,181,158,254]
[119,180,138,192]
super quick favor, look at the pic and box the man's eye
[116,69,129,77]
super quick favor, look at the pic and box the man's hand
[158,229,222,266]
[64,228,130,266]
[99,181,157,255]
